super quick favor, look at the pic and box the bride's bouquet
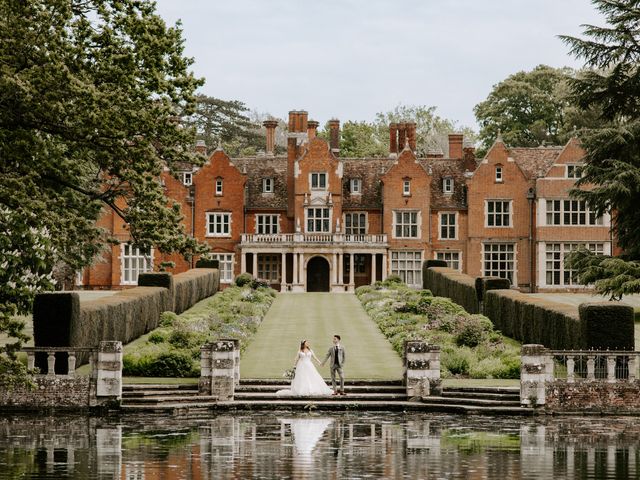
[283,367,296,380]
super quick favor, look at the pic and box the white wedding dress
[277,350,333,397]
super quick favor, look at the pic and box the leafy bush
[235,273,253,287]
[160,311,178,327]
[355,281,521,379]
[148,331,167,344]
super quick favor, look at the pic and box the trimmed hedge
[172,269,219,314]
[475,276,511,303]
[195,258,219,269]
[425,259,448,268]
[579,303,634,350]
[422,266,479,314]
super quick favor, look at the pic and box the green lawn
[240,293,403,380]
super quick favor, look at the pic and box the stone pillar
[520,344,549,407]
[349,253,355,290]
[199,340,236,401]
[241,252,247,273]
[221,338,240,386]
[382,252,388,280]
[96,341,123,402]
[299,253,305,289]
[96,427,122,478]
[333,253,338,285]
[371,254,377,284]
[404,340,441,397]
[338,253,344,285]
[252,253,258,278]
[293,253,299,284]
[280,252,287,292]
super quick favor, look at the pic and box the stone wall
[546,381,640,414]
[0,376,92,409]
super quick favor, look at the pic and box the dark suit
[323,344,345,393]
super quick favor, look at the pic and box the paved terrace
[240,293,403,380]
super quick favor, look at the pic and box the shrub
[235,273,253,287]
[441,347,475,376]
[160,311,178,327]
[455,319,487,348]
[148,351,198,377]
[250,278,270,290]
[148,331,168,344]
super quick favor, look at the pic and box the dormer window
[350,178,362,194]
[263,178,274,193]
[403,179,411,196]
[182,172,192,186]
[215,178,223,196]
[567,164,581,179]
[311,172,327,190]
[443,177,454,194]
[495,165,503,183]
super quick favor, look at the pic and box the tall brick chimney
[287,110,298,217]
[195,139,207,155]
[406,122,417,151]
[299,111,308,133]
[397,122,407,150]
[328,119,340,154]
[448,133,464,159]
[307,120,319,140]
[263,119,278,156]
[389,123,398,156]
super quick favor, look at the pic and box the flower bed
[356,278,520,379]
[123,283,276,377]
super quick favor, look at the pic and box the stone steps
[238,378,404,386]
[234,392,407,401]
[235,384,406,394]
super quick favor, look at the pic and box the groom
[321,335,346,396]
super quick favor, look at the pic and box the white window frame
[434,251,461,271]
[402,179,411,196]
[482,243,516,284]
[120,243,153,285]
[350,178,362,194]
[495,165,503,183]
[438,212,457,240]
[257,254,281,282]
[545,199,603,226]
[344,212,367,235]
[305,207,331,233]
[262,178,274,193]
[206,212,231,237]
[442,177,454,194]
[390,250,423,287]
[544,243,604,287]
[209,253,234,283]
[393,210,420,239]
[310,172,327,190]
[182,172,192,186]
[215,178,223,196]
[485,200,512,228]
[566,164,581,179]
[255,214,279,234]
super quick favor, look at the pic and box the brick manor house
[80,110,613,292]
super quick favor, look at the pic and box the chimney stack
[195,139,207,155]
[307,120,319,140]
[448,133,464,159]
[406,122,417,151]
[328,119,340,154]
[397,122,407,150]
[389,123,398,156]
[263,119,278,156]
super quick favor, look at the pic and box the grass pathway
[240,293,403,380]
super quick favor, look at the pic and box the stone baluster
[566,356,575,383]
[520,344,549,407]
[47,351,56,377]
[606,355,616,383]
[404,340,440,398]
[586,355,595,381]
[67,352,76,378]
[629,355,637,381]
[27,352,35,371]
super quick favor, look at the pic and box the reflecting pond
[1,412,640,479]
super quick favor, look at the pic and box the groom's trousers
[331,366,344,393]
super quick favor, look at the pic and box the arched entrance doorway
[306,256,330,292]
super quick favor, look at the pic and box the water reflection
[1,413,640,479]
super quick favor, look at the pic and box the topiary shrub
[235,273,253,287]
[424,259,448,268]
[475,276,511,302]
[195,258,219,269]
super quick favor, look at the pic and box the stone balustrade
[199,340,239,401]
[240,233,388,246]
[403,340,441,398]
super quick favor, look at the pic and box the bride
[277,340,333,397]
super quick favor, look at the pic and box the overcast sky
[154,0,603,130]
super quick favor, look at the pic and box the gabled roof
[509,147,563,180]
[421,158,468,209]
[234,156,288,209]
[342,158,393,209]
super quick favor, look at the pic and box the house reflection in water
[1,414,640,479]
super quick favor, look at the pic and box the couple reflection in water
[277,335,346,397]
[280,417,343,464]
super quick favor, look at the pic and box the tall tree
[0,0,206,384]
[474,65,601,156]
[561,0,640,298]
[187,95,264,156]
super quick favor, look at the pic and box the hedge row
[422,266,479,314]
[33,268,220,370]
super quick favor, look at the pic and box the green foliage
[355,282,520,379]
[123,285,276,377]
[234,273,254,287]
[474,65,600,156]
[423,266,480,314]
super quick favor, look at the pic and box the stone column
[299,253,305,289]
[349,253,355,290]
[200,340,236,401]
[371,254,377,284]
[96,341,123,403]
[404,340,441,397]
[221,338,240,386]
[338,253,344,285]
[293,253,299,284]
[241,252,246,273]
[280,252,287,292]
[382,252,388,280]
[333,253,338,285]
[520,344,549,407]
[252,253,258,278]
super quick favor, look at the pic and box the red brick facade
[80,111,612,292]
